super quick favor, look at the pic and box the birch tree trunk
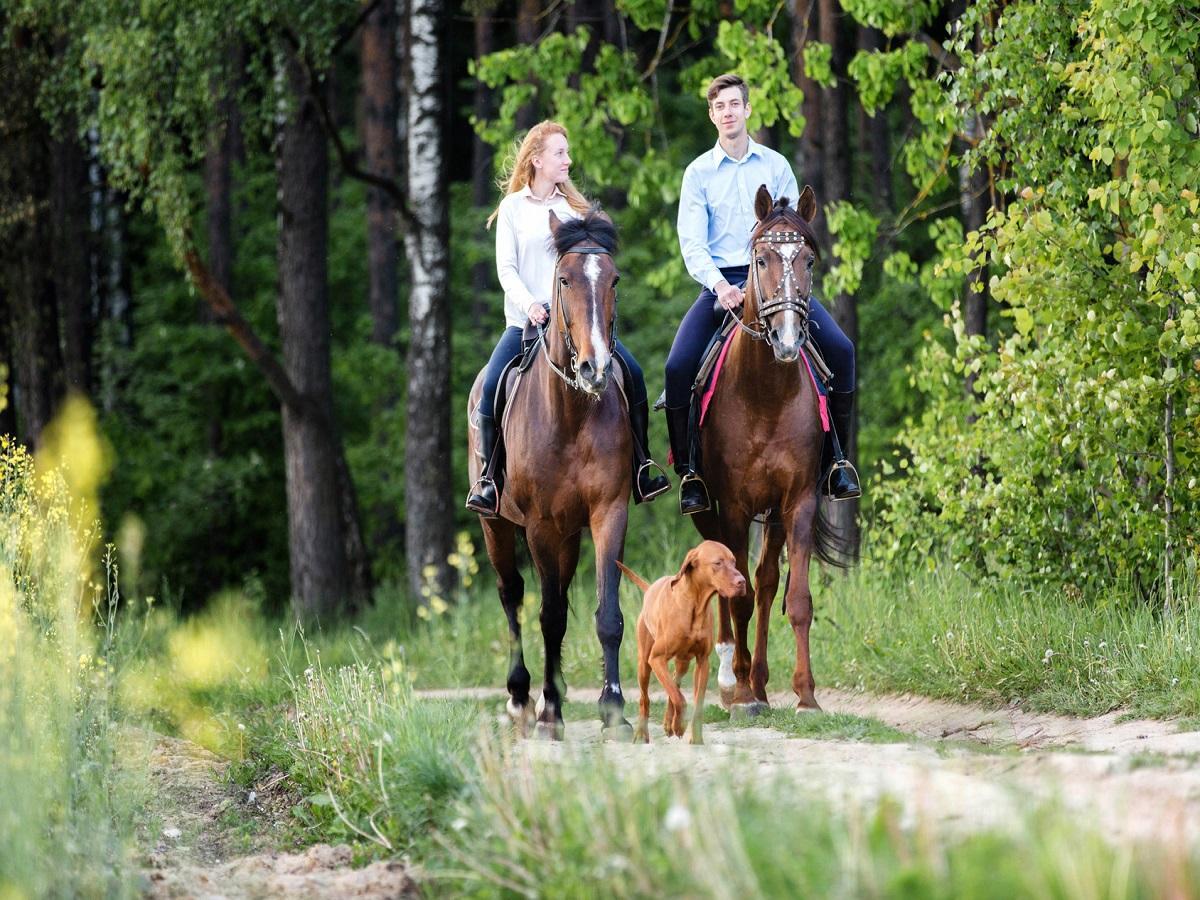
[403,0,454,605]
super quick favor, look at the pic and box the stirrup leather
[635,459,671,501]
[824,459,862,502]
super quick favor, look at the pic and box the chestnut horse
[691,184,841,714]
[467,208,633,739]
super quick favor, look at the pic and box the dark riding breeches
[663,265,855,409]
[479,325,649,418]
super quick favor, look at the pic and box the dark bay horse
[691,184,840,714]
[467,208,633,739]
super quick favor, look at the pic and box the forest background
[2,0,1197,621]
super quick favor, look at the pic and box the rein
[736,228,813,342]
[536,245,617,395]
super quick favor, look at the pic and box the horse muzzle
[575,357,611,395]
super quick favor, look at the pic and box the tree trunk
[0,293,14,438]
[363,0,400,348]
[51,128,92,398]
[791,0,825,242]
[817,0,859,556]
[857,25,891,213]
[277,49,371,619]
[515,0,540,130]
[404,0,454,606]
[471,6,495,331]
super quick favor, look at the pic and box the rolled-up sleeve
[677,165,722,291]
[495,201,536,324]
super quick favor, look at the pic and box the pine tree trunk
[470,5,494,330]
[363,0,400,348]
[792,0,825,241]
[817,0,859,557]
[51,128,92,398]
[515,0,540,130]
[857,25,891,213]
[277,49,371,619]
[403,0,455,606]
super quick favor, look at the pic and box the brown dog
[617,541,747,745]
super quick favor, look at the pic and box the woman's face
[534,132,571,183]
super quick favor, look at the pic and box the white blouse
[494,185,581,329]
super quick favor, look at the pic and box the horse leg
[693,508,736,709]
[722,511,763,716]
[784,494,822,712]
[689,652,709,745]
[526,523,569,739]
[592,503,633,738]
[750,521,787,703]
[482,519,533,734]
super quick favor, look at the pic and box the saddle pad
[696,330,830,433]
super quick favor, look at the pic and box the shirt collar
[519,183,567,203]
[711,137,763,166]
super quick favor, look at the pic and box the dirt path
[139,733,414,899]
[418,686,1200,847]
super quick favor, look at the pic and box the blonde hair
[486,120,591,229]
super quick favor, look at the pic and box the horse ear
[754,184,773,222]
[548,210,563,234]
[796,184,817,223]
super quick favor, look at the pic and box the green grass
[380,537,1200,721]
[754,709,913,743]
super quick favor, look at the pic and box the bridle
[537,244,618,393]
[734,228,814,343]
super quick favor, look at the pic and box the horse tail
[615,560,651,592]
[813,502,855,570]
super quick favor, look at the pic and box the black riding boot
[465,414,501,517]
[825,391,862,501]
[665,404,710,515]
[629,400,670,503]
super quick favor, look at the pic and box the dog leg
[650,654,686,738]
[635,623,652,744]
[690,654,709,745]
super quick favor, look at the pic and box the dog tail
[615,560,651,592]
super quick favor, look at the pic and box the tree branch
[333,0,384,55]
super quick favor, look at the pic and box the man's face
[708,86,751,142]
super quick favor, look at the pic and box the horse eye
[756,257,767,269]
[806,257,815,269]
[612,274,620,286]
[560,276,569,286]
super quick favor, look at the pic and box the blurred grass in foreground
[0,400,149,898]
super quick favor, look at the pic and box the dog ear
[676,547,701,581]
[796,184,817,223]
[754,184,773,222]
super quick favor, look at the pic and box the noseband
[537,244,618,393]
[737,229,813,343]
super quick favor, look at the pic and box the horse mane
[749,198,821,261]
[551,206,619,256]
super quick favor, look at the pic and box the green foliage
[825,200,880,296]
[849,40,928,115]
[873,0,1200,593]
[841,0,941,38]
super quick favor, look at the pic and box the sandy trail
[139,688,1200,896]
[140,733,414,899]
[419,685,1200,848]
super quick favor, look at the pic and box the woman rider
[465,121,670,516]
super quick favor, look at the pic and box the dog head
[674,540,746,599]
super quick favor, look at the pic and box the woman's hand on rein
[527,302,549,325]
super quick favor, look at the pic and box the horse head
[747,184,820,363]
[547,208,620,397]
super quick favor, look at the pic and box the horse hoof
[729,701,767,720]
[535,720,564,741]
[795,699,822,713]
[719,685,736,710]
[602,720,634,742]
[506,699,535,736]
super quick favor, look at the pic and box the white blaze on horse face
[584,253,611,371]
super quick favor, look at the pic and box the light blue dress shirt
[677,139,800,291]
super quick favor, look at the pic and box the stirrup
[635,459,671,502]
[678,472,711,515]
[465,476,500,518]
[824,459,862,502]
